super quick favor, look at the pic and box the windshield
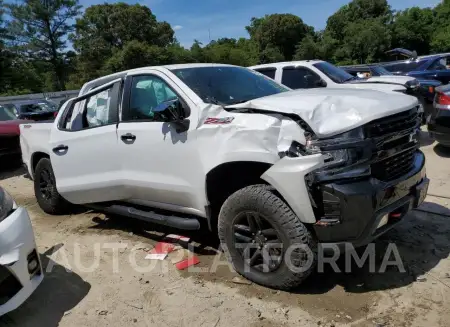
[313,62,354,84]
[170,66,289,105]
[0,105,17,121]
[371,65,393,76]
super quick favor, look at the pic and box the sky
[79,0,443,48]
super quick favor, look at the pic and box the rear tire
[34,158,72,214]
[218,184,316,290]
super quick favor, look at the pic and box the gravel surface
[0,129,449,327]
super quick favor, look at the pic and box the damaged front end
[264,106,428,247]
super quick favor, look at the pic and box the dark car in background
[428,84,450,147]
[0,105,28,165]
[1,99,58,121]
[381,49,450,85]
[342,63,442,120]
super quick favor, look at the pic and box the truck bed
[19,121,53,177]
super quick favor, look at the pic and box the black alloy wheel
[39,168,55,200]
[233,211,284,272]
[34,157,72,214]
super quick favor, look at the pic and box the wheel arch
[205,161,273,231]
[31,152,50,178]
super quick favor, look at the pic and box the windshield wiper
[205,96,225,105]
[343,76,358,82]
[228,98,254,105]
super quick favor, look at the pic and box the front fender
[261,154,324,224]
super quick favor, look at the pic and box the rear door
[49,79,127,204]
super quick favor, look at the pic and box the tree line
[1,0,450,96]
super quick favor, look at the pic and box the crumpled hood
[226,88,418,138]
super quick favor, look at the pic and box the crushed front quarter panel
[195,104,321,223]
[261,154,324,223]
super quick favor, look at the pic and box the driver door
[117,71,205,215]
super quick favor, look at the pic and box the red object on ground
[175,256,200,270]
[150,242,176,255]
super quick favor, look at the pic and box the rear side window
[281,67,322,89]
[255,68,276,80]
[59,81,121,131]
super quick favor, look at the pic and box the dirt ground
[0,129,449,327]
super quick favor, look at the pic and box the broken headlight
[304,127,372,170]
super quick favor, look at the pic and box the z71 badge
[204,117,235,124]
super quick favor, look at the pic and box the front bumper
[0,207,43,316]
[313,150,428,247]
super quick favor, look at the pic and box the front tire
[34,158,72,214]
[218,184,316,290]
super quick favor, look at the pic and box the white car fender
[261,153,324,224]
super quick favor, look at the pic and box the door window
[281,67,322,89]
[255,68,276,80]
[428,57,449,71]
[60,82,120,131]
[124,75,178,122]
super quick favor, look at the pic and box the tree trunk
[44,18,65,91]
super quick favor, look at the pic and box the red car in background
[0,105,28,165]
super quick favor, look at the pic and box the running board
[87,203,201,230]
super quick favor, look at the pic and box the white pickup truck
[20,64,429,289]
[250,60,418,92]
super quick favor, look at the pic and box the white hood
[366,75,415,85]
[335,81,407,92]
[226,88,418,138]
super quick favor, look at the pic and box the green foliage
[391,7,434,55]
[246,14,313,60]
[70,3,174,81]
[6,0,82,91]
[1,0,450,96]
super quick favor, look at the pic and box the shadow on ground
[89,214,219,256]
[86,201,450,297]
[291,202,450,295]
[420,130,435,147]
[433,143,450,158]
[0,164,27,181]
[0,244,91,327]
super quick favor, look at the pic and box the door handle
[121,133,136,142]
[52,144,68,153]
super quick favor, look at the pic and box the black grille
[0,265,22,306]
[365,108,419,138]
[367,107,420,181]
[372,145,417,181]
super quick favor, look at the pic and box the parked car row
[0,99,58,121]
[250,60,433,123]
[382,50,450,85]
[18,62,428,290]
[340,63,442,121]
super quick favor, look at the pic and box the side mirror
[153,98,188,122]
[316,79,327,87]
